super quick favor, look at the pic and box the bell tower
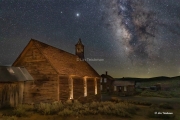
[75,38,84,59]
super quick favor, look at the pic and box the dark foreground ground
[102,94,180,108]
[0,95,179,120]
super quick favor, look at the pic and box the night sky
[1,0,180,78]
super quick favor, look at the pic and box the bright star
[76,13,80,17]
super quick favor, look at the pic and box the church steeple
[75,38,84,59]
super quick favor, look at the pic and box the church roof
[13,39,99,77]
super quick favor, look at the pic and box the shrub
[13,105,27,117]
[89,101,99,110]
[35,101,64,115]
[33,100,138,117]
[58,108,73,116]
[96,101,137,117]
[123,100,151,106]
[20,104,34,111]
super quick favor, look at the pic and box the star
[76,13,80,17]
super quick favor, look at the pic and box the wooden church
[12,39,101,104]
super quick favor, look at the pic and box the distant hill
[115,76,180,82]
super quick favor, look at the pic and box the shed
[113,81,135,96]
[0,66,34,107]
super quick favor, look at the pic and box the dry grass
[0,100,138,118]
[34,100,138,117]
[0,100,179,120]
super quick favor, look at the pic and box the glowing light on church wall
[69,77,73,99]
[95,78,97,95]
[84,78,87,97]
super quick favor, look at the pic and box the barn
[12,39,101,104]
[0,66,33,107]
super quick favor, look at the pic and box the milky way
[1,0,180,77]
[99,0,180,77]
[101,0,159,64]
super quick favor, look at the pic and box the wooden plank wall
[72,76,84,100]
[87,78,95,97]
[127,86,135,95]
[14,44,58,103]
[96,78,100,95]
[0,82,24,107]
[23,81,34,104]
[59,76,69,101]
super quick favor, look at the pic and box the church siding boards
[12,39,100,103]
[13,43,58,103]
[87,78,95,96]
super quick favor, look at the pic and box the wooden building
[100,72,114,93]
[12,39,100,103]
[113,80,135,96]
[0,66,33,107]
[100,73,135,96]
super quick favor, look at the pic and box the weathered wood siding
[96,78,101,95]
[72,76,84,100]
[87,78,95,97]
[101,78,113,92]
[0,82,24,107]
[113,86,135,96]
[59,76,69,101]
[23,81,34,104]
[13,44,58,103]
[126,85,135,95]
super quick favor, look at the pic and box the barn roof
[0,66,34,82]
[13,39,100,77]
[113,80,135,86]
